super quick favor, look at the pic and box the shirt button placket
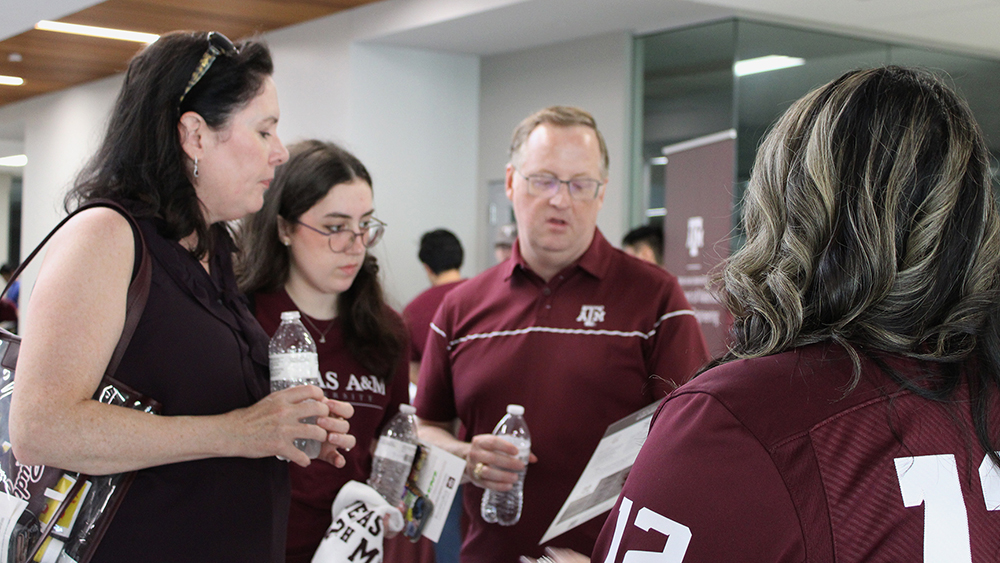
[541,286,553,314]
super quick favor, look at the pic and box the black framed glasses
[179,32,239,104]
[296,218,387,252]
[515,169,604,200]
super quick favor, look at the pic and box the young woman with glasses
[9,32,356,563]
[238,140,409,563]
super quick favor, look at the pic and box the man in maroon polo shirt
[413,106,709,563]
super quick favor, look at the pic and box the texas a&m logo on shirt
[576,305,606,327]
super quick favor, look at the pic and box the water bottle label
[269,352,320,382]
[373,436,418,465]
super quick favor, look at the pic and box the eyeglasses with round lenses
[179,31,239,104]
[295,218,387,252]
[516,170,604,201]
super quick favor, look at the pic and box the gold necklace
[299,313,336,344]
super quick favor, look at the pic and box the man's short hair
[419,229,464,275]
[622,225,664,264]
[509,106,609,178]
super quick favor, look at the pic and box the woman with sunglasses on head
[239,140,410,563]
[9,32,355,563]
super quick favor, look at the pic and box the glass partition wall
[632,19,1000,354]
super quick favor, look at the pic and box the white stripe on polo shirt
[432,308,696,350]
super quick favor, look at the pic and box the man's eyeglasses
[516,169,604,201]
[179,32,239,104]
[296,218,387,253]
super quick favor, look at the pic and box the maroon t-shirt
[415,229,709,562]
[593,342,1000,563]
[254,289,410,563]
[404,280,465,362]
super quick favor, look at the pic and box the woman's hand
[227,384,333,466]
[316,398,356,467]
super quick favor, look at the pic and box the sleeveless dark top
[91,218,289,563]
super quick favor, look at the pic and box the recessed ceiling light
[7,53,22,63]
[734,55,805,77]
[0,155,27,167]
[35,20,159,44]
[0,76,24,86]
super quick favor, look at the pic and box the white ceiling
[369,0,1000,58]
[0,0,997,150]
[2,0,105,41]
[4,0,999,59]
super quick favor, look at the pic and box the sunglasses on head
[178,31,239,105]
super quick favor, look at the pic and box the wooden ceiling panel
[0,0,382,108]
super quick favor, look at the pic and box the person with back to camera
[620,224,663,267]
[404,229,466,397]
[532,66,1000,563]
[238,140,410,563]
[8,32,356,563]
[414,106,709,562]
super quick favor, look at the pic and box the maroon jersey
[404,279,465,362]
[254,289,410,563]
[592,342,1000,563]
[415,230,709,562]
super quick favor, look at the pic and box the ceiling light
[734,55,805,77]
[0,155,27,167]
[35,21,159,44]
[0,76,23,86]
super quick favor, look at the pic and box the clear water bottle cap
[399,404,416,415]
[280,311,301,321]
[506,404,524,416]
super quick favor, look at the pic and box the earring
[193,157,199,178]
[282,239,291,247]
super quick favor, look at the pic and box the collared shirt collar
[505,228,612,282]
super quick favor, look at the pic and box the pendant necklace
[300,312,336,344]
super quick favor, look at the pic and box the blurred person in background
[621,224,663,267]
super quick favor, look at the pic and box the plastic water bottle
[268,310,323,459]
[368,404,419,506]
[480,404,531,526]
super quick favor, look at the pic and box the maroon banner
[661,132,735,358]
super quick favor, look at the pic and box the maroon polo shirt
[414,229,709,562]
[255,289,410,563]
[593,342,1000,563]
[404,279,466,363]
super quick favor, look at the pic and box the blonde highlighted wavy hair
[720,67,1000,413]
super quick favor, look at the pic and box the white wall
[477,31,634,270]
[347,44,479,308]
[10,75,120,319]
[267,16,481,308]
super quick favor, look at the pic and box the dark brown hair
[65,31,274,259]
